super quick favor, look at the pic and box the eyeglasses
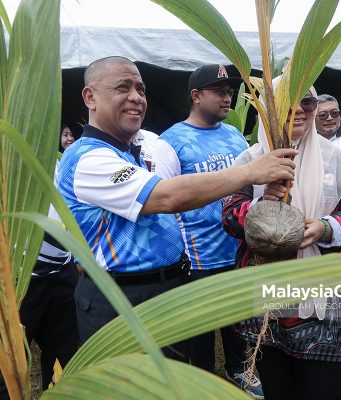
[317,110,340,121]
[198,87,235,98]
[299,96,318,112]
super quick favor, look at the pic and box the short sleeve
[74,148,161,222]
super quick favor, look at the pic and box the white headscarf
[234,77,341,319]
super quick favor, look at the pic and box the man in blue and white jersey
[154,64,263,399]
[57,56,297,353]
[132,129,158,172]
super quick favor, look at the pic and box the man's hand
[299,217,330,249]
[245,148,298,185]
[142,149,298,216]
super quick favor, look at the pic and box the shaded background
[62,63,341,139]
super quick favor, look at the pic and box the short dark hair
[84,56,135,85]
[317,94,339,108]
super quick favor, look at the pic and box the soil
[31,342,43,399]
[215,330,226,377]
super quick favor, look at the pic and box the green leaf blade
[151,0,251,78]
[289,0,340,103]
[0,0,11,35]
[63,253,341,375]
[3,207,185,399]
[296,23,341,101]
[224,109,242,132]
[1,0,62,301]
[42,354,250,400]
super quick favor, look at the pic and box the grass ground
[31,342,42,399]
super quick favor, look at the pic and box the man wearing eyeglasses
[154,64,264,399]
[315,94,341,146]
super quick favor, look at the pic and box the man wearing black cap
[155,64,264,399]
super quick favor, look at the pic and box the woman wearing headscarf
[222,79,341,400]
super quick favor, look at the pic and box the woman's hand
[299,217,332,249]
[263,181,291,201]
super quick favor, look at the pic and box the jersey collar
[82,124,130,151]
[82,124,142,166]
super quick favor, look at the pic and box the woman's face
[286,92,317,141]
[61,126,74,149]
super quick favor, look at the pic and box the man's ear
[191,89,201,104]
[82,86,96,110]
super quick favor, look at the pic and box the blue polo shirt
[57,125,184,272]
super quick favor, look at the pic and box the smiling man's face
[84,62,147,144]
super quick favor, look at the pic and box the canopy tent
[60,26,341,136]
[61,26,341,71]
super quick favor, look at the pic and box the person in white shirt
[315,94,341,147]
[132,129,158,172]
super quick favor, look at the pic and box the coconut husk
[244,200,305,259]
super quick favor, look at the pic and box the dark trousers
[75,270,189,360]
[256,346,341,400]
[20,263,79,390]
[185,267,246,373]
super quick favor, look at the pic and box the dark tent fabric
[60,27,341,137]
[62,63,341,138]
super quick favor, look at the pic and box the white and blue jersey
[155,122,248,270]
[57,125,185,272]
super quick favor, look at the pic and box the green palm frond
[63,253,341,375]
[151,0,251,78]
[42,354,250,400]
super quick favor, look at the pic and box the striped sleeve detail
[222,184,254,239]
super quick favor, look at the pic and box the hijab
[233,77,341,318]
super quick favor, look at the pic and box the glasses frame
[317,110,341,121]
[299,96,318,113]
[198,87,235,98]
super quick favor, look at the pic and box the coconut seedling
[151,0,341,256]
[245,0,341,259]
[1,0,341,398]
[151,0,341,387]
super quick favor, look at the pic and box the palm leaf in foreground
[151,0,250,77]
[64,252,341,375]
[290,0,340,105]
[288,0,341,142]
[0,120,185,399]
[4,0,61,303]
[0,0,61,397]
[0,0,11,35]
[42,354,250,400]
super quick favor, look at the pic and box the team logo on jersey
[217,65,228,78]
[110,166,137,184]
[194,152,236,173]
